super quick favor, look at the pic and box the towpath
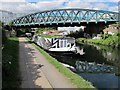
[19,37,77,88]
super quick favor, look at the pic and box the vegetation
[1,21,7,45]
[0,21,4,29]
[2,37,20,88]
[110,22,119,28]
[76,32,120,48]
[1,20,16,45]
[1,20,20,88]
[15,28,33,36]
[26,38,96,88]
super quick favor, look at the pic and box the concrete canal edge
[25,37,96,88]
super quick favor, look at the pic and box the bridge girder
[11,8,119,27]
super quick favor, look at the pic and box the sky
[1,0,119,30]
[0,0,119,14]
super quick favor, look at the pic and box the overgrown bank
[76,32,120,48]
[26,38,95,88]
[2,37,20,88]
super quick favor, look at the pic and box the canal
[48,43,120,88]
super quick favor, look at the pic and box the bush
[101,34,112,39]
[77,32,120,48]
[2,30,7,45]
[2,37,20,88]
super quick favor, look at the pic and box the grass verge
[2,37,20,88]
[26,37,96,88]
[76,32,120,48]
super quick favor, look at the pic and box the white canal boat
[32,35,76,52]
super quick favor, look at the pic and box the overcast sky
[0,0,119,14]
[0,0,119,30]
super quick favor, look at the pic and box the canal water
[48,43,120,88]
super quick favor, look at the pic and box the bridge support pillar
[84,23,108,36]
[53,26,58,30]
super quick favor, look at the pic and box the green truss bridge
[11,8,119,28]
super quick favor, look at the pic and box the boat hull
[32,35,76,52]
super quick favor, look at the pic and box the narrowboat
[32,35,77,52]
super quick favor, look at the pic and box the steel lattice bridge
[11,8,119,27]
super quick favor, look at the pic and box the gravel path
[19,37,77,88]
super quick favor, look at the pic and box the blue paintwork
[11,8,119,27]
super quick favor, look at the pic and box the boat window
[60,40,63,48]
[64,40,67,47]
[59,40,67,48]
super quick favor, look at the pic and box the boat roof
[36,35,75,39]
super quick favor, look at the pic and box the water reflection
[79,73,119,88]
[75,46,85,55]
[48,43,120,88]
[76,61,115,73]
[93,44,119,62]
[82,44,120,76]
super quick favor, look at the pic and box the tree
[0,21,7,45]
